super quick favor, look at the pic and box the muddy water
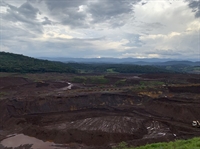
[0,134,66,149]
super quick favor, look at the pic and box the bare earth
[0,73,200,149]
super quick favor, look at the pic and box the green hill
[0,52,175,74]
[67,63,175,74]
[0,52,77,73]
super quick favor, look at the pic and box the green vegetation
[194,66,200,71]
[113,137,200,149]
[0,92,7,97]
[68,63,175,74]
[71,76,109,84]
[131,81,165,91]
[139,81,164,86]
[159,64,200,73]
[0,52,76,73]
[115,79,126,86]
[0,52,183,74]
[71,76,87,83]
[106,68,118,73]
[114,65,171,74]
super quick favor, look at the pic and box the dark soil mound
[0,77,31,88]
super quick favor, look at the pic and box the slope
[0,52,77,73]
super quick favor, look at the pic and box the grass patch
[106,68,118,73]
[115,79,126,86]
[71,76,87,83]
[71,76,109,84]
[140,81,164,87]
[127,81,165,92]
[113,137,200,149]
[0,92,7,98]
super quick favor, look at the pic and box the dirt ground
[0,73,200,149]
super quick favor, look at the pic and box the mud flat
[0,74,200,148]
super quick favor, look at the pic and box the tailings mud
[0,74,200,148]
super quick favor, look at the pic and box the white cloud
[88,38,130,52]
[0,0,199,60]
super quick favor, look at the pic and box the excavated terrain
[0,73,200,149]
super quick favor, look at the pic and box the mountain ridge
[39,57,200,66]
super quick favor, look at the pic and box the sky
[0,0,199,60]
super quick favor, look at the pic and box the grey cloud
[111,21,126,27]
[61,10,88,28]
[141,2,147,5]
[18,2,39,19]
[0,0,7,6]
[0,24,39,56]
[5,36,120,57]
[51,36,105,42]
[25,0,142,28]
[74,36,105,41]
[42,17,53,25]
[134,22,165,35]
[146,49,181,56]
[147,22,165,28]
[3,1,40,20]
[44,0,88,28]
[2,2,43,33]
[88,0,140,24]
[11,37,99,57]
[3,11,43,33]
[27,0,42,3]
[138,22,165,32]
[1,24,37,40]
[124,34,145,47]
[186,0,200,18]
[1,0,198,60]
[102,15,131,28]
[44,0,87,10]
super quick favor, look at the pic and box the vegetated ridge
[41,57,200,73]
[39,57,200,65]
[0,52,175,74]
[67,63,175,73]
[0,52,76,73]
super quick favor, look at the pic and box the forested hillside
[0,52,176,74]
[0,52,76,73]
[67,63,175,73]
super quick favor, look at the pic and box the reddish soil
[0,73,200,149]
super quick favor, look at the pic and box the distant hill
[0,52,76,73]
[39,57,199,66]
[38,57,200,73]
[2,52,195,74]
[67,63,175,74]
[39,57,173,64]
[153,61,200,66]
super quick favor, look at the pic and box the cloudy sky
[0,0,199,60]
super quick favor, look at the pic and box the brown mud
[0,73,200,148]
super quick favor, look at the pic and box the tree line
[0,52,76,73]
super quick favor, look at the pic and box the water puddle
[0,134,66,149]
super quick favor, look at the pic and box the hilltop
[0,52,77,73]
